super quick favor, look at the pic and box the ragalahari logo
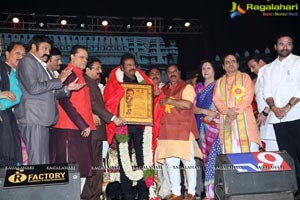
[230,2,247,19]
[229,1,298,18]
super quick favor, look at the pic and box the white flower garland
[143,126,154,167]
[149,184,158,200]
[118,142,143,180]
[115,68,158,199]
[118,125,157,199]
[117,126,153,180]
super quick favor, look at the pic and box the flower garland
[116,126,158,199]
[143,127,157,199]
[114,69,159,200]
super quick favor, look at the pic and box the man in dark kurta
[81,58,125,200]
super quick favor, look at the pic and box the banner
[3,164,73,188]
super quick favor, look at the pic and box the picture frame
[118,83,153,125]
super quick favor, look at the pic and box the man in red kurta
[157,64,202,200]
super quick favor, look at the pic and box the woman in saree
[194,61,222,199]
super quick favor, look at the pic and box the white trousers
[80,177,86,194]
[262,139,279,151]
[155,149,172,198]
[165,141,196,196]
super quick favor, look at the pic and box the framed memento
[118,83,153,125]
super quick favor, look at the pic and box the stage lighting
[146,21,152,27]
[164,18,174,31]
[102,20,108,26]
[80,23,86,28]
[12,17,20,24]
[38,22,45,28]
[60,19,67,25]
[184,21,190,28]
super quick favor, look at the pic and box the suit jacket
[14,53,68,127]
[85,75,113,140]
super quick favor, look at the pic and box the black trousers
[273,119,300,188]
[117,125,149,200]
[81,139,103,200]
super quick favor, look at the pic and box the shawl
[218,70,249,152]
[104,66,157,144]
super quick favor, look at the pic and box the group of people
[0,35,125,200]
[191,32,300,200]
[0,32,300,200]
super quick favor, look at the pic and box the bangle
[262,110,269,117]
[288,102,293,107]
[270,105,275,110]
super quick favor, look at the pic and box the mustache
[170,75,177,78]
[43,54,50,58]
[152,77,159,80]
[129,69,135,73]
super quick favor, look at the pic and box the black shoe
[295,194,300,200]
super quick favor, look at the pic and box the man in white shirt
[147,67,171,199]
[263,32,300,189]
[247,54,278,151]
[46,46,62,78]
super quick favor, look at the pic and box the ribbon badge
[164,97,174,113]
[231,85,246,103]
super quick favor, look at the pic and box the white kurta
[255,67,278,151]
[263,54,300,123]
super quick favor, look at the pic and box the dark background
[1,0,299,73]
